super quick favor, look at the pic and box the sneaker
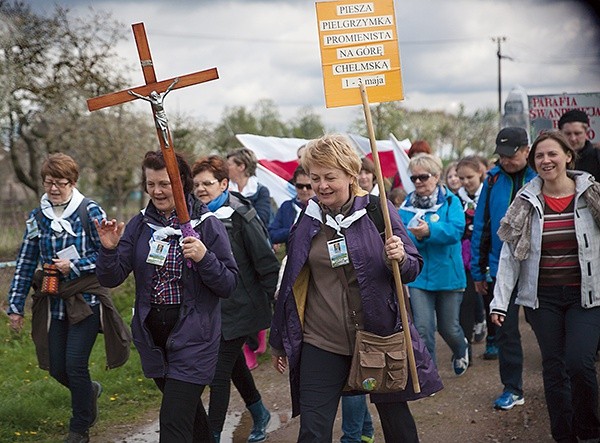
[494,391,525,410]
[64,430,89,443]
[483,336,498,360]
[361,435,375,443]
[90,381,102,427]
[473,321,487,343]
[452,340,469,376]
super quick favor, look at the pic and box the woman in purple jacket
[95,151,238,443]
[269,135,442,443]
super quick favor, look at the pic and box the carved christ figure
[128,78,179,147]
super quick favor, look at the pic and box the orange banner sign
[316,0,403,108]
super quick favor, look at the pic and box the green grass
[0,276,162,442]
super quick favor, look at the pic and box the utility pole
[492,36,512,130]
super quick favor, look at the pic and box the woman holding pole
[269,135,442,442]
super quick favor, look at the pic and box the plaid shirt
[150,211,184,305]
[7,199,106,320]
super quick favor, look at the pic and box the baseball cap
[558,109,589,129]
[495,127,529,157]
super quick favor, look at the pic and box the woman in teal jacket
[399,153,468,375]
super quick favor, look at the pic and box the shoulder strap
[365,195,385,237]
[77,198,92,238]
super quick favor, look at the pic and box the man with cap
[558,109,600,180]
[470,127,537,410]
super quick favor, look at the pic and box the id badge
[147,240,169,266]
[26,217,39,239]
[327,236,350,268]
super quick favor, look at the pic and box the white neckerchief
[457,184,482,211]
[142,211,214,243]
[370,183,380,196]
[212,206,235,220]
[304,199,367,236]
[40,188,85,236]
[293,200,303,223]
[229,176,259,198]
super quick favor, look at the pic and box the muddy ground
[97,311,599,442]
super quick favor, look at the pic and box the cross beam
[86,22,218,232]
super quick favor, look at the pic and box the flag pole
[359,83,420,393]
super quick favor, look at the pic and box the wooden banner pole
[359,83,420,393]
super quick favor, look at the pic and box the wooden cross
[87,22,218,233]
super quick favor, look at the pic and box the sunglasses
[295,183,312,190]
[409,173,432,183]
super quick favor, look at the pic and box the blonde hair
[301,134,361,195]
[409,153,443,177]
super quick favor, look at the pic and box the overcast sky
[24,0,600,131]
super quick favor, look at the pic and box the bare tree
[0,1,128,195]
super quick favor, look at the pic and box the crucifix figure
[86,22,218,240]
[128,78,178,147]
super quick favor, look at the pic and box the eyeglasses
[194,179,219,188]
[43,179,71,189]
[409,173,432,183]
[295,183,312,190]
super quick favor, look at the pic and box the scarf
[498,177,600,261]
[457,184,482,211]
[409,186,440,209]
[40,188,85,236]
[304,198,367,237]
[207,190,229,212]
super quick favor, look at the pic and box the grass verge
[0,276,162,442]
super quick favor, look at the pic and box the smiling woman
[491,130,600,442]
[269,134,442,443]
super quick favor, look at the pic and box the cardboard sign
[315,0,403,108]
[528,92,600,143]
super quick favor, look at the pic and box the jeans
[48,303,100,434]
[409,288,467,365]
[491,281,523,396]
[208,336,261,433]
[146,304,212,443]
[525,286,600,442]
[341,395,374,442]
[298,343,418,443]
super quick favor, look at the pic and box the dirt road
[100,311,599,442]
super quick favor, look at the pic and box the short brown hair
[528,131,576,171]
[141,150,193,195]
[192,155,229,182]
[40,153,79,184]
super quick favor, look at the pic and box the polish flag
[236,133,413,208]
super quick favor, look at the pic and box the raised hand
[94,219,125,250]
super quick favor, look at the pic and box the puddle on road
[121,409,291,442]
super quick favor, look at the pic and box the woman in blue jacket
[399,153,468,376]
[95,151,238,443]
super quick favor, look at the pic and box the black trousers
[208,336,261,432]
[146,304,212,443]
[525,286,600,442]
[298,343,419,443]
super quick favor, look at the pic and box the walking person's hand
[272,355,287,374]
